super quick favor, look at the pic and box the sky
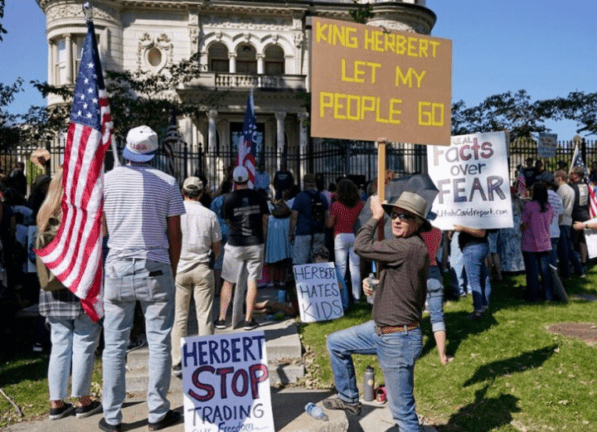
[1,0,596,139]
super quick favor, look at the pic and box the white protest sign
[583,218,597,259]
[427,131,513,230]
[181,331,274,432]
[293,262,344,323]
[538,133,557,159]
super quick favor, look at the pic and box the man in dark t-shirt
[215,166,269,331]
[273,163,294,199]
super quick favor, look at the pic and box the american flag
[517,166,526,196]
[570,144,597,218]
[237,91,257,188]
[162,107,180,179]
[35,20,112,322]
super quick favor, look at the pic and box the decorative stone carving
[215,31,223,42]
[293,32,304,48]
[137,33,173,71]
[45,3,120,23]
[242,32,251,42]
[201,16,292,31]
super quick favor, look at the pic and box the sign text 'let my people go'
[311,17,452,145]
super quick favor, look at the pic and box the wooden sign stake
[376,138,387,243]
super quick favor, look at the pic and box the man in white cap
[324,191,430,432]
[171,176,221,378]
[100,125,185,432]
[214,165,269,331]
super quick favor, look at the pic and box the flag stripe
[35,20,111,322]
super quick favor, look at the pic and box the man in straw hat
[324,191,431,432]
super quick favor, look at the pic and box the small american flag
[35,20,112,322]
[237,91,257,188]
[570,144,597,218]
[162,107,180,179]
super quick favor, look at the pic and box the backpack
[308,191,326,226]
[271,199,292,218]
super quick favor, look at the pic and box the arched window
[236,44,257,74]
[208,42,229,72]
[264,45,285,75]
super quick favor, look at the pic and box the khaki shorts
[221,244,264,283]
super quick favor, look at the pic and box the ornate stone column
[64,34,73,84]
[298,112,309,181]
[207,109,218,153]
[257,53,265,75]
[48,40,55,85]
[275,111,286,170]
[229,53,237,73]
[207,109,219,190]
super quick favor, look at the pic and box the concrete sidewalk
[5,387,437,432]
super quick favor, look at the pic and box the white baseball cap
[232,166,249,184]
[123,125,158,162]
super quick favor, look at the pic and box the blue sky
[1,0,596,139]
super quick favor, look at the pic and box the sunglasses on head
[390,212,416,221]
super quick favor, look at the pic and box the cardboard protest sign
[427,132,513,230]
[181,331,274,432]
[538,133,557,159]
[293,262,344,323]
[311,17,452,145]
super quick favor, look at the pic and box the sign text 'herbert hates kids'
[311,17,452,145]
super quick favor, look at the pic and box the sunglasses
[390,212,416,221]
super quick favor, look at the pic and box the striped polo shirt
[104,164,185,265]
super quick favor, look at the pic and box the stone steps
[125,312,305,392]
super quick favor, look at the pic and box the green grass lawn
[299,269,597,432]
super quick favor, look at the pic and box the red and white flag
[237,90,257,188]
[35,19,112,322]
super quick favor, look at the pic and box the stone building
[36,0,436,190]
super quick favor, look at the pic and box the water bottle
[365,273,379,305]
[305,402,328,421]
[363,365,375,401]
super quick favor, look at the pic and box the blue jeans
[449,232,468,296]
[292,233,325,265]
[47,314,100,400]
[327,321,423,432]
[426,266,445,333]
[558,225,584,278]
[522,251,552,302]
[549,238,559,267]
[102,259,175,425]
[462,242,491,312]
[334,233,361,301]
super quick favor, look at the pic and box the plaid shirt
[38,288,83,319]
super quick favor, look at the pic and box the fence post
[582,138,587,165]
[45,138,52,175]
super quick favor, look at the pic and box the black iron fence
[2,137,596,197]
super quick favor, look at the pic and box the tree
[451,90,597,139]
[0,78,24,148]
[26,52,225,145]
[0,0,7,42]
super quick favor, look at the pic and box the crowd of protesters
[7,134,597,432]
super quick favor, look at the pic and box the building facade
[37,0,436,190]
